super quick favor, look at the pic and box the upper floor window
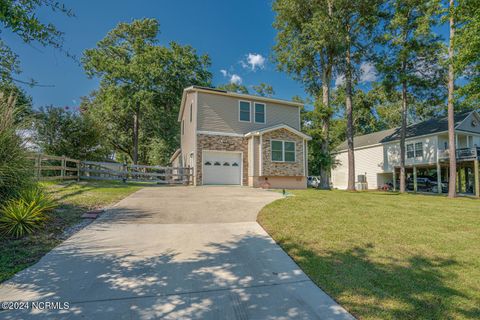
[271,140,296,162]
[415,142,423,158]
[239,101,251,122]
[254,103,265,123]
[189,103,193,123]
[181,120,184,135]
[407,142,423,158]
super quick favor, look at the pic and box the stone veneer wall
[196,134,248,185]
[261,128,304,176]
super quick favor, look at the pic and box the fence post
[122,162,128,183]
[61,155,66,179]
[36,153,42,180]
[77,161,81,182]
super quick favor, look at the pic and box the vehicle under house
[332,110,480,196]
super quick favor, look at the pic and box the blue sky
[3,0,309,109]
[3,1,450,110]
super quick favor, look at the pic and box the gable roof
[336,110,479,152]
[178,86,303,121]
[245,123,312,140]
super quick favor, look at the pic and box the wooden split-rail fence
[28,154,193,185]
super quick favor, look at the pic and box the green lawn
[258,190,480,320]
[0,180,144,283]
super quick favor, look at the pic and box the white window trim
[254,102,266,124]
[238,100,252,123]
[414,142,423,158]
[271,139,296,163]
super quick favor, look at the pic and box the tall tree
[253,83,275,97]
[447,0,457,197]
[35,106,111,160]
[273,0,342,189]
[82,19,211,164]
[455,0,480,107]
[377,0,445,193]
[335,0,383,191]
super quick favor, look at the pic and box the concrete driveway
[0,186,354,320]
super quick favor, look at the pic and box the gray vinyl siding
[197,92,300,134]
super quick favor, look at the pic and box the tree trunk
[447,0,456,198]
[345,30,355,191]
[400,79,408,193]
[319,63,332,189]
[133,102,140,165]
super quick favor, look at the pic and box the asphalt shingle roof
[336,111,474,152]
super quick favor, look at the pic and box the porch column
[413,166,417,192]
[475,160,479,197]
[437,162,442,194]
[392,168,396,191]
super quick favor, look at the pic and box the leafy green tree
[334,0,383,190]
[273,0,343,189]
[82,19,211,164]
[445,0,480,197]
[376,0,445,193]
[253,83,275,97]
[0,0,73,83]
[455,0,480,106]
[34,106,111,161]
[217,83,249,94]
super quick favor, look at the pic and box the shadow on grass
[277,239,479,319]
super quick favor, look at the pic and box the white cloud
[360,62,377,83]
[230,74,242,84]
[241,53,266,71]
[335,74,345,87]
[220,69,228,77]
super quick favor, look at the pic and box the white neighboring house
[331,110,480,196]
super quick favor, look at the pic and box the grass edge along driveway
[258,190,480,320]
[0,180,144,283]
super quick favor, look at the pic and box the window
[406,144,414,158]
[271,140,296,162]
[204,161,212,166]
[239,101,251,122]
[189,103,193,122]
[284,142,295,162]
[414,142,423,158]
[214,161,221,166]
[223,162,230,166]
[181,120,184,135]
[271,141,283,161]
[407,142,423,158]
[254,103,265,123]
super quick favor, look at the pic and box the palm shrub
[0,93,34,203]
[0,199,48,238]
[19,187,58,213]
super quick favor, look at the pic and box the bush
[0,199,47,238]
[0,94,34,203]
[19,187,57,213]
[0,187,57,238]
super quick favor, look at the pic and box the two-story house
[170,86,312,189]
[332,110,480,196]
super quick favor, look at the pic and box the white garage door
[203,151,242,185]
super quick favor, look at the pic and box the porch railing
[438,147,480,161]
